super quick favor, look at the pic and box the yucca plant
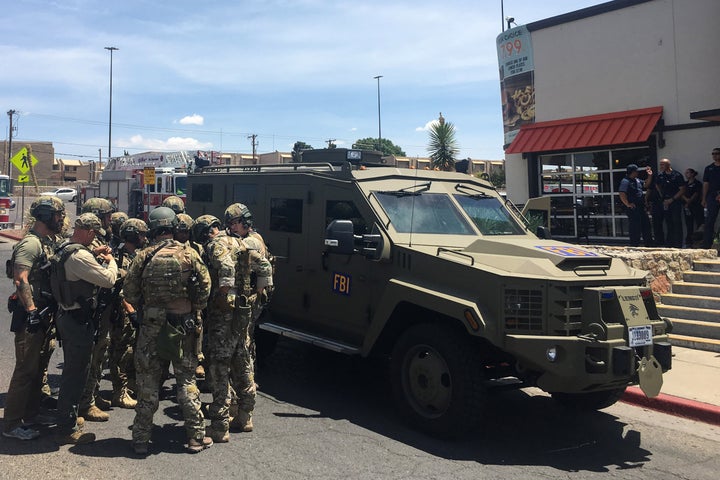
[428,113,459,171]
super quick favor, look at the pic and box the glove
[128,312,139,329]
[26,309,42,334]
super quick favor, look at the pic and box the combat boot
[186,436,213,453]
[229,410,253,432]
[207,426,229,443]
[112,389,137,409]
[133,441,149,455]
[54,430,96,445]
[80,405,109,422]
[95,396,112,411]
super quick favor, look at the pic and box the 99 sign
[502,39,523,58]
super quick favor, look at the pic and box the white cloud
[179,114,204,125]
[415,119,440,132]
[124,134,213,151]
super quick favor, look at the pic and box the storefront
[499,0,720,242]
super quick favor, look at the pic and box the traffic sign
[144,167,156,186]
[10,147,39,174]
[17,174,30,183]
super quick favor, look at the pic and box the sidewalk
[3,224,719,425]
[622,346,720,426]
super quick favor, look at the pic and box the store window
[538,146,652,240]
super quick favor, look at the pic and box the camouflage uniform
[108,218,149,407]
[3,197,64,439]
[123,228,211,448]
[204,226,272,436]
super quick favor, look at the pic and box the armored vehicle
[186,150,672,436]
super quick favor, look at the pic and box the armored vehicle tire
[390,323,486,438]
[551,387,627,411]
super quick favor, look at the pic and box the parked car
[41,187,77,202]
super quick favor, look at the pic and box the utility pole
[105,46,119,174]
[373,75,383,153]
[248,134,258,164]
[6,109,16,175]
[325,138,336,148]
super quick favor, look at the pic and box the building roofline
[526,0,654,32]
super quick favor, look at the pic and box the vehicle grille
[547,284,584,335]
[504,288,543,331]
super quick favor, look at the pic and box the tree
[291,141,313,163]
[489,168,506,189]
[353,137,406,156]
[427,113,459,171]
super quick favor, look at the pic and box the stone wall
[583,247,718,296]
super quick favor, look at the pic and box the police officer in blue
[619,164,653,247]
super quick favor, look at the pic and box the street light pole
[373,75,383,153]
[104,46,118,177]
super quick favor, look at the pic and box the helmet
[81,197,115,217]
[161,195,185,215]
[30,195,65,223]
[175,213,194,232]
[120,218,149,242]
[74,213,102,232]
[110,211,129,235]
[192,214,222,244]
[224,203,253,227]
[148,206,178,233]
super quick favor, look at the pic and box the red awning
[506,106,663,154]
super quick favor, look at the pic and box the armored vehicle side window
[453,194,525,235]
[270,198,303,233]
[326,201,367,236]
[233,184,258,206]
[375,192,474,234]
[191,183,213,202]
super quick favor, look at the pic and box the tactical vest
[50,241,96,308]
[8,231,55,308]
[140,240,194,307]
[232,237,252,296]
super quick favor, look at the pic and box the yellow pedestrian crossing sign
[17,174,30,183]
[10,147,39,174]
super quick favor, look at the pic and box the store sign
[497,26,536,146]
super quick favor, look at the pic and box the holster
[231,299,252,337]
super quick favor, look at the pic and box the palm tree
[427,112,459,171]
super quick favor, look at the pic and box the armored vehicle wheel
[390,323,486,437]
[551,387,627,410]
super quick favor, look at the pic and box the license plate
[628,325,653,347]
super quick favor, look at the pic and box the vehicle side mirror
[324,220,355,255]
[536,225,552,239]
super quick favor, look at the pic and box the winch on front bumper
[504,286,672,396]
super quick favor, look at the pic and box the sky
[1,0,602,164]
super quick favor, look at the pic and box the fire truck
[0,174,13,229]
[84,151,199,219]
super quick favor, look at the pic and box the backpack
[141,242,191,305]
[49,242,85,306]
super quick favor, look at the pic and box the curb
[0,229,23,242]
[621,386,720,426]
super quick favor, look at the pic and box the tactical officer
[174,212,206,379]
[161,195,186,215]
[53,214,118,445]
[193,213,272,440]
[77,197,117,421]
[108,218,149,409]
[109,211,129,250]
[3,196,65,441]
[123,207,212,455]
